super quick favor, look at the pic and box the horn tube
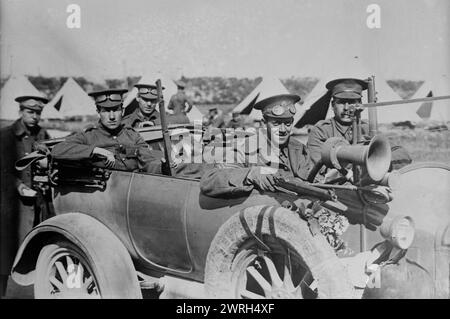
[320,135,391,181]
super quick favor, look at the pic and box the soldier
[122,84,161,128]
[307,78,369,165]
[51,89,163,173]
[200,94,313,197]
[0,95,50,296]
[307,78,412,175]
[203,107,225,129]
[167,79,193,124]
[227,111,245,129]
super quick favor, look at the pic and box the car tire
[204,205,355,299]
[34,240,142,299]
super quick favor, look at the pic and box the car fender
[11,212,134,287]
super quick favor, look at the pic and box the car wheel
[204,205,354,299]
[34,240,141,299]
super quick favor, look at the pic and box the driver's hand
[93,147,115,168]
[324,168,353,183]
[246,166,279,192]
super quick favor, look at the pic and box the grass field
[382,128,450,163]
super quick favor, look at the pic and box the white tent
[293,67,404,127]
[42,78,96,119]
[232,77,295,121]
[0,75,46,120]
[408,75,450,123]
[374,79,420,124]
[123,73,203,122]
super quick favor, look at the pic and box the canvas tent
[294,68,404,127]
[374,79,421,124]
[123,73,203,122]
[232,77,296,121]
[408,75,450,123]
[41,78,96,119]
[0,75,46,120]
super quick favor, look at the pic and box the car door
[126,172,195,273]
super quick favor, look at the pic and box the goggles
[270,104,296,116]
[138,87,159,95]
[94,93,123,103]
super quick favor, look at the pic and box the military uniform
[123,84,162,128]
[51,123,162,172]
[122,108,161,128]
[200,94,313,198]
[308,118,369,164]
[167,80,193,124]
[0,96,50,293]
[307,78,412,171]
[200,137,312,197]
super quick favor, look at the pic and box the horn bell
[320,135,392,181]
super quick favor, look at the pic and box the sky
[1,0,449,81]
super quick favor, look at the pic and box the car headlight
[380,216,415,249]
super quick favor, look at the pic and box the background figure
[167,79,194,124]
[0,95,51,297]
[203,107,225,128]
[226,111,245,129]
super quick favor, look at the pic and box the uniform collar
[257,133,290,166]
[136,109,158,121]
[12,119,41,137]
[97,121,126,137]
[332,117,352,135]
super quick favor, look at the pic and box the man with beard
[122,84,161,128]
[0,95,50,296]
[51,89,163,173]
[200,94,313,197]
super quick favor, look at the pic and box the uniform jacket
[121,109,161,128]
[51,123,162,173]
[167,91,193,115]
[0,119,50,274]
[307,117,412,173]
[307,117,369,164]
[200,136,313,198]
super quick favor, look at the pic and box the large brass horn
[320,135,391,181]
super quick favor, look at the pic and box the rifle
[275,176,390,231]
[155,79,174,176]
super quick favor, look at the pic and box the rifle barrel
[362,95,450,108]
[156,79,174,176]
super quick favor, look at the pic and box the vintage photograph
[0,0,449,301]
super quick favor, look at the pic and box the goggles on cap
[20,99,45,108]
[138,87,159,95]
[270,104,296,116]
[94,93,123,104]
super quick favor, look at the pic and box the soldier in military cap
[0,95,50,296]
[167,79,194,124]
[122,84,162,128]
[307,78,412,175]
[51,89,163,173]
[200,94,313,197]
[307,78,369,165]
